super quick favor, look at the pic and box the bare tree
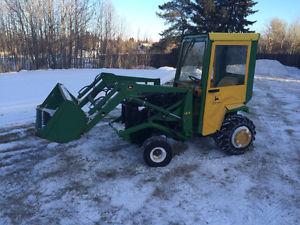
[286,20,300,54]
[0,0,153,72]
[259,18,300,55]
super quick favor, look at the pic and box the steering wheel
[188,75,201,82]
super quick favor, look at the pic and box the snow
[0,67,175,127]
[255,59,300,78]
[0,60,300,225]
[61,85,73,101]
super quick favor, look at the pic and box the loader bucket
[36,83,87,143]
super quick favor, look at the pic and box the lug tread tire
[214,114,256,155]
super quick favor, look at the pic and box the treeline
[1,0,299,72]
[256,18,300,69]
[259,18,300,54]
[0,0,152,72]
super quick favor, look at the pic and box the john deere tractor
[36,33,260,167]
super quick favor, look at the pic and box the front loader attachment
[35,73,163,143]
[36,84,87,143]
[36,72,192,145]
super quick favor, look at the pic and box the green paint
[198,39,212,134]
[36,102,87,143]
[182,91,193,137]
[246,41,258,103]
[36,72,191,143]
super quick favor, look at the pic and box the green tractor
[36,33,260,167]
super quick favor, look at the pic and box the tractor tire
[143,136,173,167]
[214,114,256,155]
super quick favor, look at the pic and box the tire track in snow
[255,74,300,83]
[0,124,34,144]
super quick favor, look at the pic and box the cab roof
[209,33,260,41]
[183,33,260,42]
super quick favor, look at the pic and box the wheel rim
[231,126,252,149]
[150,147,167,163]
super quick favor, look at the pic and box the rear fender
[225,104,249,114]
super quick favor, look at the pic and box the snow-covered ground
[0,67,175,127]
[0,60,300,224]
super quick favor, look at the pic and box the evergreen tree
[189,0,219,33]
[190,0,258,33]
[157,0,192,40]
[157,0,257,50]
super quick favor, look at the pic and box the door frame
[200,40,252,136]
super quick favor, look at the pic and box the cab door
[202,41,251,136]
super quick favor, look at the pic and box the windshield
[178,41,206,82]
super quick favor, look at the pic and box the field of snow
[0,67,175,127]
[0,59,300,224]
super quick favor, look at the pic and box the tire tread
[214,114,256,155]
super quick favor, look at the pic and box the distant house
[137,42,153,54]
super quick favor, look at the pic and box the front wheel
[214,114,256,155]
[143,136,173,167]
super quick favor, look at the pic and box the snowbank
[255,59,300,78]
[0,67,175,127]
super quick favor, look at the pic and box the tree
[268,18,287,53]
[285,20,300,54]
[189,0,218,33]
[158,0,258,40]
[190,0,257,33]
[259,18,300,54]
[157,0,192,40]
[157,0,257,52]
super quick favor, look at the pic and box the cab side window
[179,42,205,82]
[211,45,248,87]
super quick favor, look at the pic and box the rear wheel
[214,114,256,155]
[143,136,173,167]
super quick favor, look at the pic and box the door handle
[208,89,220,93]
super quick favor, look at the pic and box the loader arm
[36,73,193,143]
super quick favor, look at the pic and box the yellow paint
[226,103,245,111]
[202,41,251,136]
[209,33,260,41]
[234,128,252,147]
